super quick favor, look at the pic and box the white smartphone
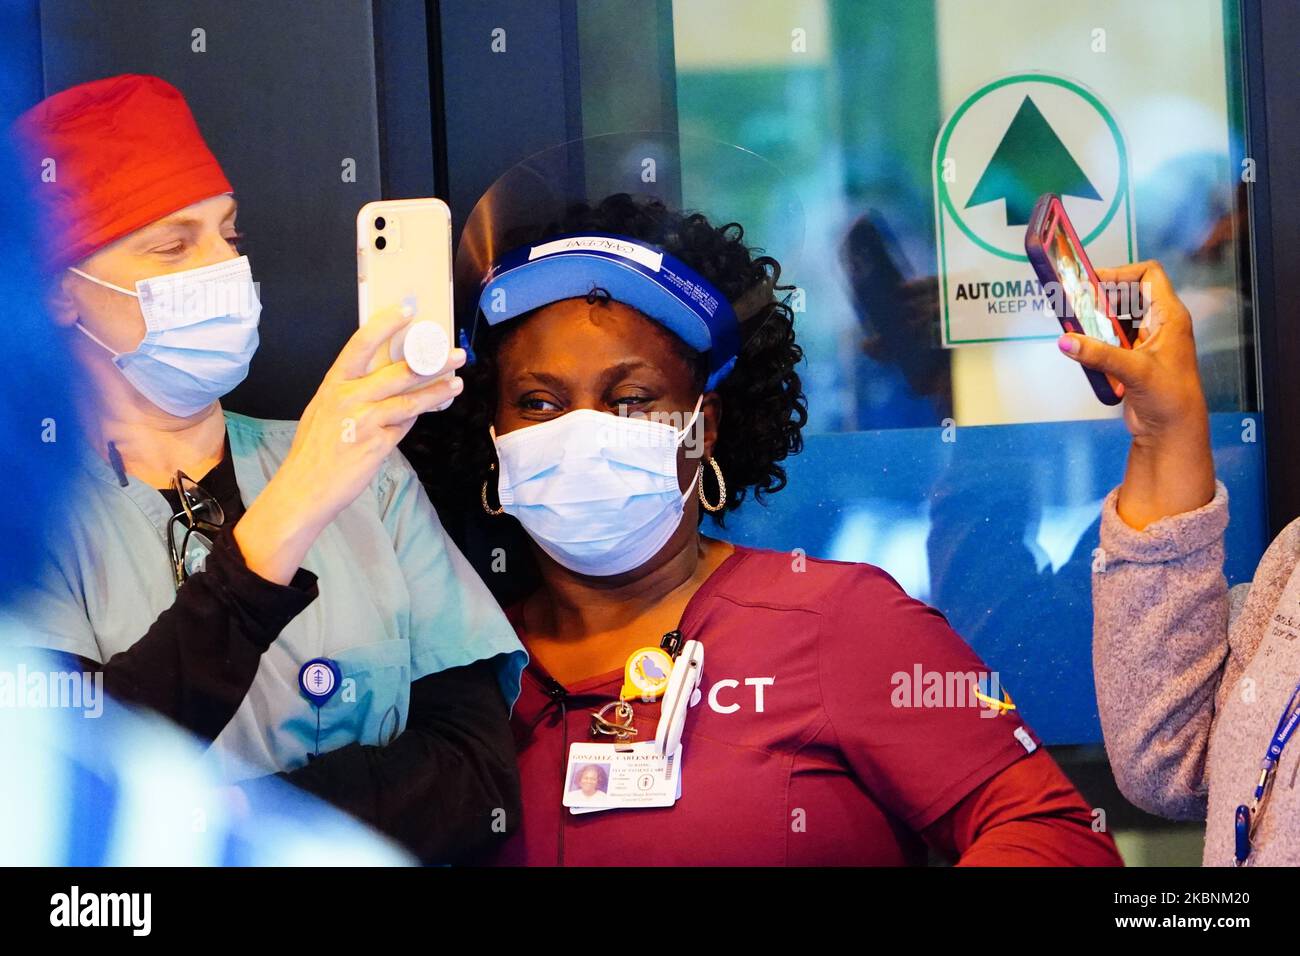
[356,198,454,377]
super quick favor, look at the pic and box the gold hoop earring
[698,456,726,513]
[481,463,504,516]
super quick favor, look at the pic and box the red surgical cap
[11,73,233,270]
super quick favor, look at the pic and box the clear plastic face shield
[456,132,806,576]
[453,131,806,361]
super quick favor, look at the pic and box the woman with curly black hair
[414,193,1120,866]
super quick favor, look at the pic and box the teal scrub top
[5,411,526,782]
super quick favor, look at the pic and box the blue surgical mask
[69,255,261,418]
[491,396,703,576]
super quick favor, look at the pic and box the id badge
[564,741,682,815]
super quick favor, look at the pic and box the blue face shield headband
[472,232,742,392]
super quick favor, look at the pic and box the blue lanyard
[1234,678,1300,864]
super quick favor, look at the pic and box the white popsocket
[401,320,450,376]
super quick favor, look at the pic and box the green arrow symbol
[965,95,1101,227]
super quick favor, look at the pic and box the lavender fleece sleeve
[1091,480,1231,820]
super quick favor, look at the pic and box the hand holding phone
[1057,258,1216,530]
[235,303,464,584]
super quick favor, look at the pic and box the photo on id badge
[567,762,612,807]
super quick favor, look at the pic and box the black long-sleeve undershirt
[241,657,523,864]
[53,437,521,862]
[53,438,317,740]
[60,529,318,740]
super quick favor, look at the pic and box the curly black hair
[404,192,807,527]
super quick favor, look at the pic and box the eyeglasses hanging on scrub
[166,471,224,588]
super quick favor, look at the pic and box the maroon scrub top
[489,544,1044,866]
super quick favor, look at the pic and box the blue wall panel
[715,412,1267,744]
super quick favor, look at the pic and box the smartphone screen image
[1047,211,1119,346]
[1025,193,1132,405]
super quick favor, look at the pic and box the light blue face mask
[68,255,262,418]
[491,396,704,577]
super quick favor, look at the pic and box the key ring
[590,700,637,740]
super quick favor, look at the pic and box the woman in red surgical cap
[5,74,525,863]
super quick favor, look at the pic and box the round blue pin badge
[298,658,342,706]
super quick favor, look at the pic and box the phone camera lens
[375,236,387,251]
[374,216,386,230]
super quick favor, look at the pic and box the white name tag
[564,741,682,815]
[529,235,664,272]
